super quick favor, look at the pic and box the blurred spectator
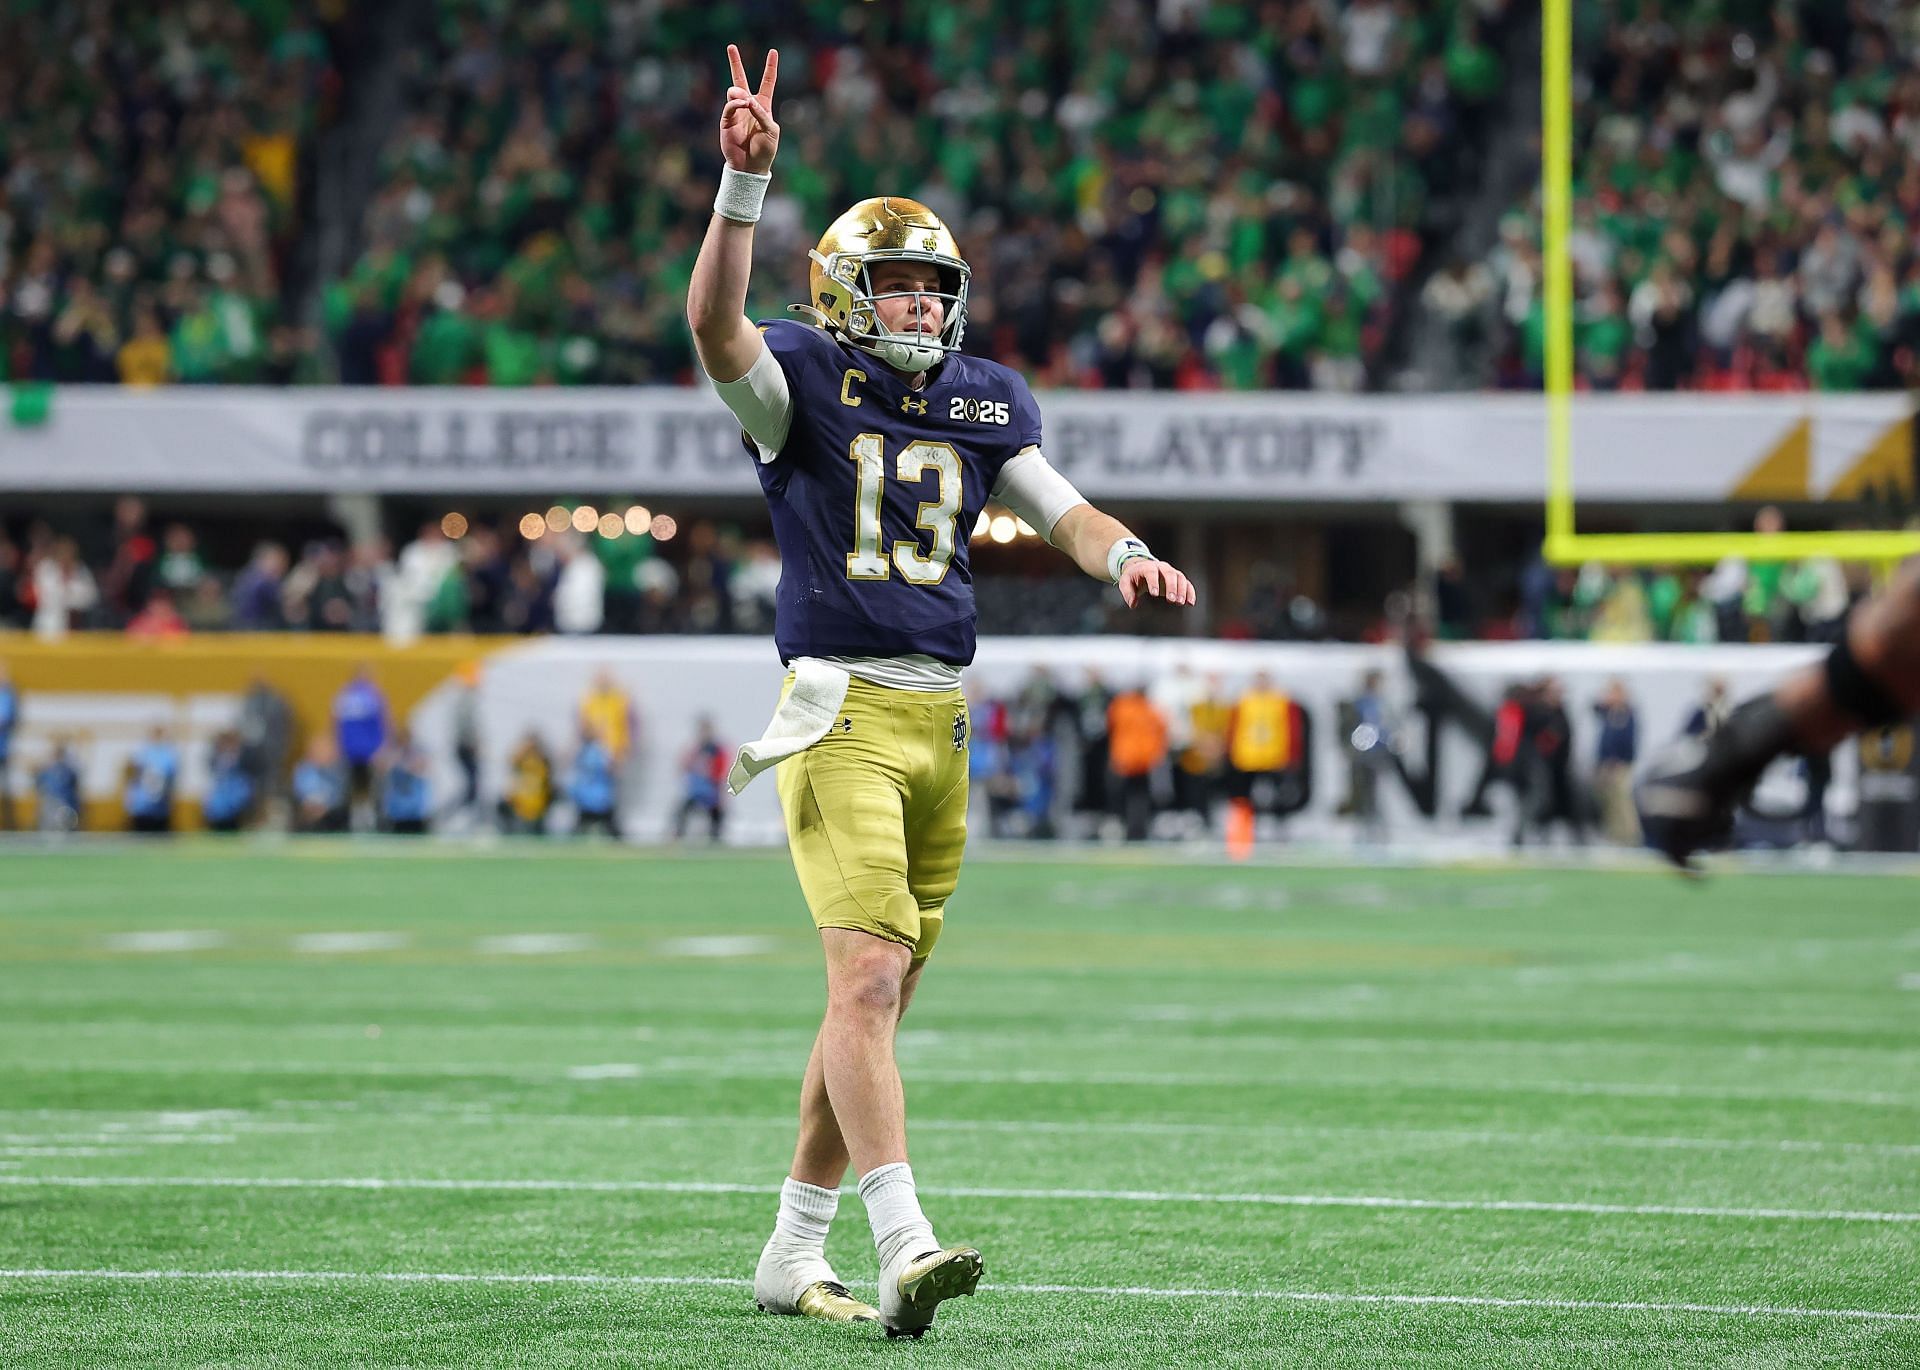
[1107,683,1167,843]
[237,677,294,820]
[1512,678,1584,848]
[579,668,638,810]
[202,731,255,833]
[123,727,179,834]
[127,589,190,640]
[1227,671,1302,837]
[31,538,99,640]
[34,736,83,832]
[1071,671,1114,824]
[0,662,17,830]
[448,661,484,822]
[286,542,366,632]
[569,725,619,837]
[553,536,606,635]
[674,716,728,842]
[389,522,459,645]
[377,728,432,835]
[1149,663,1202,806]
[1684,678,1732,739]
[292,736,350,834]
[1172,672,1231,831]
[499,732,555,835]
[155,526,207,596]
[333,668,390,824]
[1591,678,1639,846]
[0,537,25,629]
[102,498,157,622]
[231,543,291,631]
[1339,668,1391,835]
[1463,682,1528,819]
[1433,558,1474,639]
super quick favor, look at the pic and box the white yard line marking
[653,936,778,958]
[290,933,410,954]
[0,1058,1911,1106]
[16,1017,1920,1065]
[97,931,229,953]
[0,1268,1912,1324]
[473,934,596,955]
[5,1107,1916,1157]
[311,1110,1920,1157]
[4,1176,1914,1224]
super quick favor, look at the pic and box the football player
[1638,556,1920,867]
[686,45,1196,1338]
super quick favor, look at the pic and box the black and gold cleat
[879,1246,984,1339]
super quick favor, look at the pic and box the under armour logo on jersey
[836,717,854,733]
[952,708,969,751]
[900,396,928,415]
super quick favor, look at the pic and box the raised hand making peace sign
[720,44,780,175]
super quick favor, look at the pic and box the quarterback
[685,45,1196,1338]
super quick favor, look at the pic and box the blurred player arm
[993,453,1196,610]
[686,45,779,386]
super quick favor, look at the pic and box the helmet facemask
[805,247,969,375]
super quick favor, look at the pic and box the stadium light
[989,515,1016,544]
[545,506,570,533]
[598,512,624,539]
[571,506,599,533]
[518,513,547,540]
[625,505,652,535]
[651,514,678,541]
[440,513,468,539]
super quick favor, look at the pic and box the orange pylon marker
[1226,797,1255,862]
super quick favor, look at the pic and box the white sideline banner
[1,386,1907,502]
[402,636,1847,844]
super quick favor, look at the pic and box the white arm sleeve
[991,448,1089,541]
[711,344,794,462]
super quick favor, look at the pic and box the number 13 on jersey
[846,433,962,585]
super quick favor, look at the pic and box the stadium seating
[1438,1,1920,391]
[0,0,340,385]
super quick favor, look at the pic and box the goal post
[1537,0,1920,569]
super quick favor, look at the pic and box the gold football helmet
[793,197,970,374]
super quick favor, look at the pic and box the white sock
[770,1176,838,1251]
[858,1162,938,1266]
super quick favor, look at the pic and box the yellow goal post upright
[1537,0,1920,570]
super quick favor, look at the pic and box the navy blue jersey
[749,320,1039,665]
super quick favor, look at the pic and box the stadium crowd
[1426,0,1920,390]
[0,498,1871,647]
[10,2,1920,399]
[329,0,1513,390]
[0,0,344,386]
[6,0,1519,392]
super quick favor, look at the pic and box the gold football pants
[775,676,970,964]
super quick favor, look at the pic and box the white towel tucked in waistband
[726,659,852,796]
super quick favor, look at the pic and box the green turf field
[0,845,1915,1367]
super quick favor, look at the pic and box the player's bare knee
[828,951,905,1022]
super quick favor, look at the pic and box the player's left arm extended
[1050,505,1197,609]
[993,448,1195,610]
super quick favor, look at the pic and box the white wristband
[714,166,771,224]
[1107,537,1152,583]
